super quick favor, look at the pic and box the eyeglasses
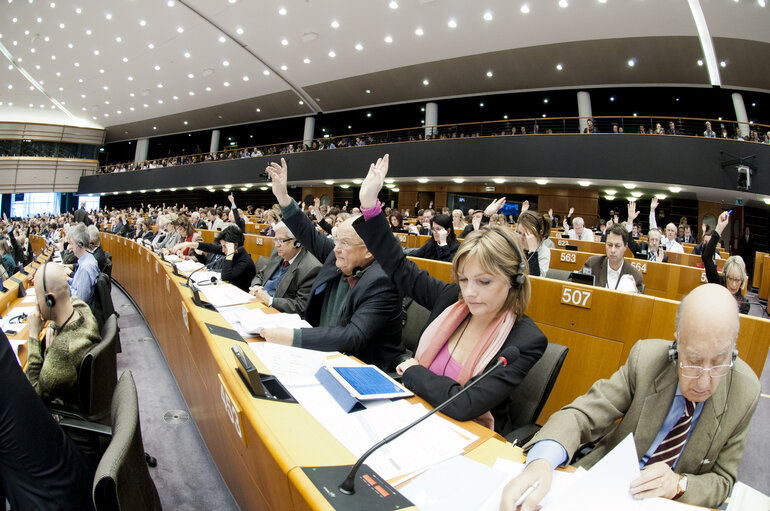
[725,276,743,284]
[332,236,364,250]
[679,359,733,378]
[273,237,295,246]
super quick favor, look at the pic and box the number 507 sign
[561,286,593,309]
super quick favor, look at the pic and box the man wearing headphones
[66,223,100,304]
[26,262,101,411]
[501,284,760,510]
[582,223,644,293]
[249,222,321,316]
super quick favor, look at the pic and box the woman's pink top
[427,342,463,380]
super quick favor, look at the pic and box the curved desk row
[98,233,510,511]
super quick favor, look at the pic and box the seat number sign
[561,286,593,309]
[218,374,247,446]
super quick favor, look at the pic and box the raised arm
[703,212,728,284]
[649,197,659,231]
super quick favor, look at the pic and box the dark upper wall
[80,134,770,198]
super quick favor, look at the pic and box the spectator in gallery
[703,121,716,138]
[666,121,679,135]
[583,119,598,134]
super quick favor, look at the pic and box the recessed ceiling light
[389,1,398,8]
[604,195,616,200]
[115,36,122,42]
[93,49,99,55]
[610,96,615,101]
[668,187,681,193]
[154,64,160,70]
[631,191,643,198]
[303,57,311,64]
[139,19,146,26]
[479,102,484,107]
[222,60,229,66]
[75,7,82,13]
[324,180,334,185]
[218,35,226,43]
[556,63,563,70]
[147,43,155,49]
[535,179,549,185]
[223,81,230,86]
[105,12,112,19]
[143,103,149,107]
[355,43,363,51]
[278,7,287,15]
[578,181,591,187]
[183,51,190,58]
[366,112,371,117]
[102,84,108,89]
[236,27,244,35]
[384,35,393,43]
[365,89,371,94]
[544,98,549,103]
[331,20,340,28]
[255,107,261,112]
[415,27,424,36]
[720,60,727,67]
[67,42,73,48]
[152,126,157,130]
[129,106,135,111]
[127,75,133,80]
[422,79,429,85]
[417,178,429,183]
[493,178,505,184]
[447,18,457,28]
[167,0,174,5]
[157,83,163,88]
[280,64,287,70]
[328,50,336,58]
[627,58,636,67]
[263,69,270,75]
[122,56,128,62]
[281,38,288,46]
[486,70,493,77]
[157,99,163,104]
[604,189,616,194]
[452,178,465,183]
[559,0,568,6]
[520,4,530,13]
[242,75,249,81]
[697,59,703,66]
[483,11,493,21]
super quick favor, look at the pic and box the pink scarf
[414,301,515,430]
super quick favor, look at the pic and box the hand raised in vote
[568,207,575,216]
[657,247,665,261]
[484,198,506,217]
[396,357,418,375]
[499,458,551,511]
[651,197,659,210]
[262,327,294,346]
[359,154,390,209]
[629,461,680,500]
[521,200,530,214]
[547,208,553,219]
[265,158,291,207]
[627,201,640,223]
[716,211,729,235]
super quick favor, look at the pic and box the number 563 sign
[561,285,593,309]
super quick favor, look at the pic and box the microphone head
[210,276,217,283]
[497,356,507,367]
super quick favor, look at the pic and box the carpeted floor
[112,284,240,511]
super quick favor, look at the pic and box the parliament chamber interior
[1,0,770,510]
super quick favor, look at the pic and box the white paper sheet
[401,455,509,511]
[189,271,221,285]
[235,308,311,334]
[219,306,254,339]
[174,260,205,272]
[726,481,770,511]
[248,342,331,386]
[0,306,36,333]
[199,283,255,307]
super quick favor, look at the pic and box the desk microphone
[186,266,217,311]
[338,355,511,495]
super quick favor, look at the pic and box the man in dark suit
[582,223,644,293]
[260,158,405,372]
[249,222,321,317]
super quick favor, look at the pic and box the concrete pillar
[303,116,316,148]
[210,129,220,155]
[134,137,149,163]
[732,93,750,138]
[577,91,593,133]
[425,102,438,138]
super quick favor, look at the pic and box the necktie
[282,260,290,269]
[646,399,696,468]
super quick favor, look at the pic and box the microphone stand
[338,356,507,494]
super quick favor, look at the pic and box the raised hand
[547,208,553,219]
[650,197,659,210]
[521,200,530,214]
[265,158,291,207]
[627,201,640,223]
[359,154,389,209]
[568,207,575,216]
[715,211,729,235]
[484,197,506,217]
[227,193,235,205]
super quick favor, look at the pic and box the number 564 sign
[561,286,593,309]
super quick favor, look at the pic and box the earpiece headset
[489,227,526,288]
[293,240,302,249]
[350,266,366,280]
[42,261,56,308]
[669,340,736,474]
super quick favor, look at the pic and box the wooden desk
[407,257,770,424]
[99,234,497,511]
[752,251,766,290]
[759,254,770,301]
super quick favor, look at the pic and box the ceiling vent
[301,32,319,43]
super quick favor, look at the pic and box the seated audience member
[227,193,246,231]
[207,207,224,231]
[249,222,321,315]
[260,209,280,237]
[133,218,154,243]
[490,213,508,227]
[86,225,109,273]
[666,120,679,135]
[410,208,435,235]
[703,212,749,311]
[409,214,460,262]
[27,262,101,410]
[191,210,208,230]
[703,121,716,138]
[563,212,594,241]
[626,202,668,262]
[67,224,100,304]
[150,214,172,249]
[515,210,550,277]
[452,209,466,230]
[680,224,697,244]
[649,198,684,253]
[388,209,408,233]
[260,158,405,372]
[692,225,718,258]
[112,214,130,237]
[172,225,256,291]
[582,224,643,292]
[172,215,202,259]
[500,284,759,510]
[0,329,96,511]
[582,119,598,133]
[354,154,546,433]
[0,240,15,277]
[460,209,486,238]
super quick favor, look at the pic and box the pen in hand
[515,480,540,508]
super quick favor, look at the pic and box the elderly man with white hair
[249,222,321,316]
[649,197,684,253]
[562,208,594,241]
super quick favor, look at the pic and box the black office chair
[90,272,121,353]
[401,297,430,355]
[504,342,569,445]
[61,371,163,511]
[545,268,571,281]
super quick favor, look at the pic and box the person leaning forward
[258,158,405,372]
[500,284,760,510]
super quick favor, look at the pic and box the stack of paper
[234,308,310,335]
[165,254,182,262]
[189,271,221,285]
[175,260,205,273]
[199,283,255,307]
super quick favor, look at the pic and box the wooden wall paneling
[752,251,766,289]
[697,201,724,243]
[760,255,770,300]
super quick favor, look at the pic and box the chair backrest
[507,342,569,430]
[90,273,115,331]
[545,268,571,281]
[93,371,162,511]
[401,298,430,354]
[78,314,118,424]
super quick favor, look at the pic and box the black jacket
[196,243,256,292]
[354,211,547,434]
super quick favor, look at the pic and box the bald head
[34,263,71,306]
[677,284,739,343]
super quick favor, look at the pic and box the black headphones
[489,227,526,288]
[350,266,366,280]
[42,262,56,308]
[293,240,302,249]
[668,341,739,364]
